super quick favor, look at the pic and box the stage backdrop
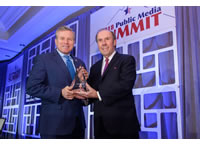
[2,55,24,135]
[89,6,181,139]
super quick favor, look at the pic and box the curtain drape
[176,6,200,138]
[77,11,90,70]
[0,63,7,117]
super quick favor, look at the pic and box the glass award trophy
[72,68,87,91]
[72,68,89,106]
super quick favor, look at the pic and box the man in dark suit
[26,26,86,139]
[77,29,140,139]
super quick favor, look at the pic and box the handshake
[62,66,98,100]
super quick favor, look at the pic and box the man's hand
[74,83,98,99]
[85,83,98,98]
[72,89,87,100]
[62,84,74,100]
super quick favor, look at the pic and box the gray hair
[95,29,116,42]
[55,26,75,40]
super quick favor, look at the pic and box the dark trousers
[41,118,85,139]
[95,118,139,139]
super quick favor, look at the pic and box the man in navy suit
[77,29,140,138]
[26,26,86,139]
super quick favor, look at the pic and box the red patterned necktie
[103,58,109,75]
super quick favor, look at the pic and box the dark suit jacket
[26,50,86,135]
[88,52,140,137]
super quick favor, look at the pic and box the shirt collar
[56,49,72,59]
[103,50,116,62]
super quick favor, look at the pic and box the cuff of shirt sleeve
[97,91,102,101]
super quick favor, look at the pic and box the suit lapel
[52,50,72,82]
[97,59,103,78]
[71,55,80,72]
[101,52,119,79]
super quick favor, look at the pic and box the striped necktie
[102,58,109,75]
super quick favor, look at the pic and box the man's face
[55,30,75,54]
[96,30,116,58]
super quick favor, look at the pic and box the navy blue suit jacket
[88,52,140,137]
[26,50,86,135]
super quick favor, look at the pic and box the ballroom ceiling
[0,6,84,62]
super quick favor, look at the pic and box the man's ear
[55,38,57,46]
[114,39,117,47]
